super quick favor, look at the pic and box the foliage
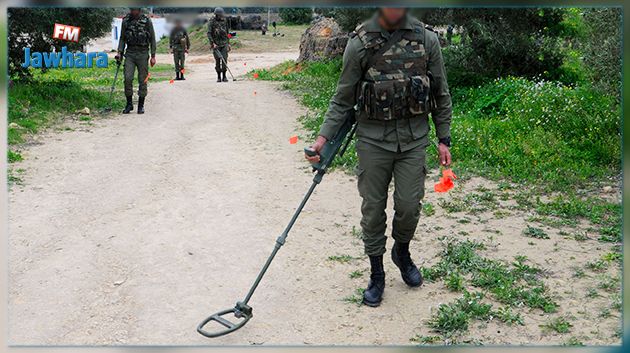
[8,64,172,145]
[278,8,313,25]
[450,77,620,189]
[329,8,375,32]
[8,8,116,79]
[581,8,622,99]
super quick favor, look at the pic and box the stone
[298,17,349,62]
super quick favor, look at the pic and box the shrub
[279,8,313,25]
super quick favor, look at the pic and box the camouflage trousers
[213,45,228,72]
[173,49,186,74]
[124,50,149,98]
[355,140,427,256]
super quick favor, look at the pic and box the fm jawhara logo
[21,22,109,68]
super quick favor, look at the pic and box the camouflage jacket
[319,14,452,153]
[170,26,191,51]
[117,13,156,56]
[207,17,229,47]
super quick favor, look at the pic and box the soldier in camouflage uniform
[169,19,190,81]
[207,7,230,82]
[305,8,453,307]
[116,7,156,114]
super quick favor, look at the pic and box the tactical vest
[123,14,151,47]
[172,28,187,49]
[354,21,433,121]
[209,18,229,46]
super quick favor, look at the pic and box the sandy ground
[8,50,621,346]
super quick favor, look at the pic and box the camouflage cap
[214,7,225,15]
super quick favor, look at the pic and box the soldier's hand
[185,49,189,54]
[438,143,452,167]
[150,56,156,67]
[305,135,328,163]
[114,53,122,64]
[211,43,217,49]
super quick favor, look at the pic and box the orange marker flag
[144,72,151,83]
[253,91,257,96]
[434,168,457,193]
[169,79,174,84]
[244,62,247,66]
[253,72,259,79]
[289,135,298,144]
[180,68,185,74]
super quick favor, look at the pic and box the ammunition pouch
[356,73,433,121]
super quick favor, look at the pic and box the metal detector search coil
[197,111,357,338]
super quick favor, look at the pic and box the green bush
[450,77,620,188]
[279,8,313,25]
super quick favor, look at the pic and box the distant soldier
[116,7,156,114]
[169,19,190,81]
[261,22,267,35]
[446,24,454,45]
[207,7,230,83]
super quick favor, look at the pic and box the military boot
[175,71,181,80]
[391,241,423,287]
[137,97,145,114]
[222,71,228,82]
[122,95,133,114]
[180,72,186,80]
[216,70,222,82]
[362,255,385,307]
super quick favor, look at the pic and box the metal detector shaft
[214,48,235,81]
[104,61,121,111]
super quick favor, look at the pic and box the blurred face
[130,9,141,17]
[379,8,407,27]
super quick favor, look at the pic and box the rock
[77,107,91,115]
[603,186,613,193]
[8,122,20,129]
[298,17,349,62]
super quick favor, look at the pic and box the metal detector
[101,60,122,113]
[214,48,236,82]
[197,112,357,338]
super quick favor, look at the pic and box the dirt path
[8,51,621,346]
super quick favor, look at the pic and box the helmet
[214,7,225,15]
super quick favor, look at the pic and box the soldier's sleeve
[207,21,215,45]
[318,37,364,140]
[117,20,126,53]
[169,30,175,49]
[426,30,452,141]
[148,18,157,57]
[185,30,191,49]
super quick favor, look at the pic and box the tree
[581,8,622,99]
[278,7,312,24]
[413,8,569,86]
[331,8,375,32]
[8,8,116,80]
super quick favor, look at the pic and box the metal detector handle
[306,111,356,173]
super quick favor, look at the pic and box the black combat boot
[122,95,133,114]
[362,255,385,307]
[216,70,222,82]
[391,241,423,287]
[222,71,228,82]
[180,72,186,80]
[175,71,181,80]
[137,97,145,114]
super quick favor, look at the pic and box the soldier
[207,7,230,83]
[305,8,452,307]
[169,18,190,81]
[116,7,156,114]
[446,24,454,45]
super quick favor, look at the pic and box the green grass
[8,63,173,145]
[327,254,355,263]
[253,61,620,193]
[421,239,557,313]
[8,150,23,163]
[342,288,365,306]
[522,226,550,239]
[541,317,573,334]
[428,291,493,335]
